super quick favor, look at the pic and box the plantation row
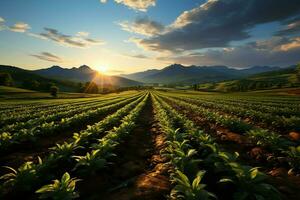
[151,93,282,200]
[156,92,300,173]
[1,90,299,199]
[0,92,138,127]
[0,93,143,152]
[159,92,300,133]
[0,92,148,199]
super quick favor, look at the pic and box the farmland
[0,90,300,200]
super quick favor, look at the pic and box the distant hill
[33,65,142,87]
[197,65,300,92]
[0,65,79,92]
[121,69,160,82]
[121,64,281,84]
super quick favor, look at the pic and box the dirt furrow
[78,98,170,200]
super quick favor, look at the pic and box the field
[0,90,300,200]
[0,86,105,100]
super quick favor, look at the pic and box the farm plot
[0,90,300,200]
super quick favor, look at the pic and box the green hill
[0,65,82,92]
[0,86,35,93]
[197,65,300,92]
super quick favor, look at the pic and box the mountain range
[33,65,141,87]
[121,64,281,84]
[0,64,287,92]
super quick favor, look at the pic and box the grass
[0,86,139,101]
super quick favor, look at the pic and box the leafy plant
[36,172,80,200]
[50,141,82,159]
[92,138,118,158]
[0,162,37,191]
[285,146,300,170]
[246,129,292,151]
[170,170,216,200]
[221,164,280,200]
[73,149,108,174]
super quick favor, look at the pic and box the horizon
[0,0,300,75]
[1,62,290,76]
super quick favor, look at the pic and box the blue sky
[0,0,299,74]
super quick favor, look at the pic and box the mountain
[122,64,281,84]
[121,69,160,82]
[197,65,300,92]
[0,65,79,92]
[33,65,142,87]
[237,66,281,76]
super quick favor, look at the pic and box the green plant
[221,164,280,200]
[92,138,118,158]
[286,146,300,170]
[36,172,80,200]
[170,170,216,200]
[246,129,292,151]
[73,149,108,174]
[50,142,82,159]
[50,85,59,98]
[0,162,37,191]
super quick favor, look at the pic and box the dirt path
[79,97,170,200]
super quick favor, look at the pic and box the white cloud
[9,22,31,32]
[102,0,155,11]
[0,17,5,23]
[131,0,300,52]
[119,17,164,36]
[76,31,90,37]
[30,28,105,48]
[159,36,300,67]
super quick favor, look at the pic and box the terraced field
[0,90,300,200]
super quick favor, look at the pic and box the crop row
[0,93,144,152]
[161,93,300,132]
[0,93,149,199]
[156,94,300,173]
[178,95,300,118]
[0,94,141,133]
[0,93,138,124]
[152,93,281,200]
[0,91,139,114]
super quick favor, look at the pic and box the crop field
[0,90,300,200]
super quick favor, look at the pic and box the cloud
[31,52,64,63]
[101,0,155,11]
[0,17,5,31]
[132,0,300,52]
[124,53,149,59]
[161,36,300,67]
[119,17,164,36]
[76,31,90,37]
[30,28,105,48]
[276,17,300,36]
[9,22,31,32]
[276,37,300,51]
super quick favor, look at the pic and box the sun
[97,66,108,74]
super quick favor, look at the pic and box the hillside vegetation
[197,65,300,92]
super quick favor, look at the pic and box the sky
[0,0,300,74]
